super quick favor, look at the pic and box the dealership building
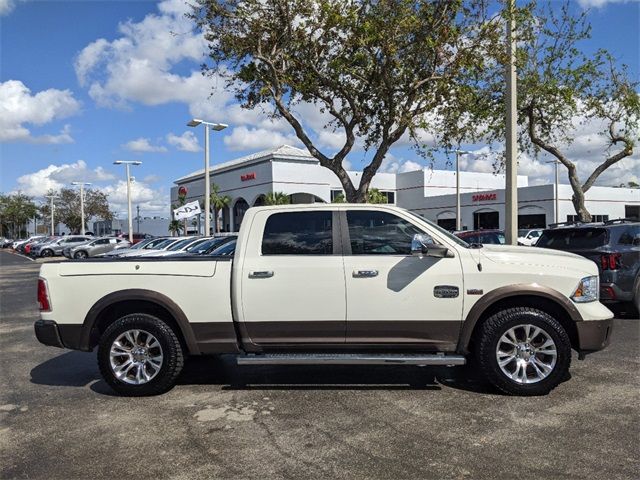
[172,145,640,232]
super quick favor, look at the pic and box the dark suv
[536,220,640,314]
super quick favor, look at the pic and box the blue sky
[1,0,638,216]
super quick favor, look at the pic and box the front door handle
[249,270,274,279]
[353,269,378,278]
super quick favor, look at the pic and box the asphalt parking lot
[1,250,638,480]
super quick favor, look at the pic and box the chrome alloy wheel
[109,329,163,385]
[495,324,557,384]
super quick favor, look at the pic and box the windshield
[151,239,176,250]
[190,237,231,254]
[185,237,215,252]
[130,238,154,250]
[404,210,469,247]
[167,238,198,251]
[518,229,529,237]
[211,240,236,255]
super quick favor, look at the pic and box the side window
[94,239,110,245]
[347,210,423,255]
[618,226,640,245]
[262,211,333,255]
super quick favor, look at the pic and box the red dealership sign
[241,172,256,181]
[178,186,188,198]
[472,193,497,202]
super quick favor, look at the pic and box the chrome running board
[236,353,466,366]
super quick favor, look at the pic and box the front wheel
[74,250,88,259]
[97,314,184,396]
[476,307,571,396]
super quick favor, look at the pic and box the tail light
[600,253,621,271]
[37,278,51,312]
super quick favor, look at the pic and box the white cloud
[577,0,638,8]
[122,137,168,153]
[0,80,81,143]
[74,0,234,115]
[14,160,116,197]
[102,179,169,217]
[223,126,301,151]
[167,131,201,152]
[0,0,27,16]
[380,153,424,174]
[143,174,162,184]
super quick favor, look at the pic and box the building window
[567,214,609,223]
[474,211,499,230]
[262,211,333,255]
[331,189,344,202]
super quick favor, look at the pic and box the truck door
[342,209,464,350]
[239,209,346,345]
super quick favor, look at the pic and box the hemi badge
[467,289,483,295]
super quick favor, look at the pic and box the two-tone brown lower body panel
[192,320,461,354]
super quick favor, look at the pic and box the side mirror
[411,233,451,258]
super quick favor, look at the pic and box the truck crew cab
[35,205,613,396]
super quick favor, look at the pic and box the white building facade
[172,145,639,233]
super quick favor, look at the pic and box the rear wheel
[476,307,571,396]
[41,249,53,257]
[97,314,184,396]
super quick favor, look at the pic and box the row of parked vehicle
[3,233,239,260]
[454,219,640,313]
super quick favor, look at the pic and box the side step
[236,353,466,367]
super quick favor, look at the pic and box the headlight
[571,275,599,303]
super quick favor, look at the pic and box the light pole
[546,160,560,224]
[187,119,228,236]
[45,194,59,235]
[504,0,518,245]
[71,182,92,235]
[447,149,473,231]
[114,161,142,243]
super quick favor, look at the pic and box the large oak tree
[192,0,502,202]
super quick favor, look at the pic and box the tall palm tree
[209,184,231,233]
[168,220,183,236]
[264,191,290,205]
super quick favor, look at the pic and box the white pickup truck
[35,205,614,396]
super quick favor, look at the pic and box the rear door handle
[353,269,378,278]
[249,270,274,279]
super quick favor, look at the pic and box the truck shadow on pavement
[30,351,499,396]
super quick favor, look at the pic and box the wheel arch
[81,289,200,355]
[457,285,582,355]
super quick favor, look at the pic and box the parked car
[31,235,93,257]
[518,228,543,246]
[13,235,46,253]
[0,237,13,248]
[536,220,640,313]
[98,237,170,258]
[208,238,237,256]
[455,229,505,245]
[35,204,613,397]
[185,236,237,255]
[64,237,131,259]
[24,237,55,255]
[118,233,152,245]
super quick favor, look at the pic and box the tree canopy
[42,188,112,233]
[0,192,39,238]
[192,0,501,202]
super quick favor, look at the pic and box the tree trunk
[566,165,591,223]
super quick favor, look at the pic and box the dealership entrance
[518,213,546,229]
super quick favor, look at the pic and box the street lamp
[187,119,228,236]
[44,194,59,235]
[446,149,473,231]
[71,182,92,235]
[114,161,142,243]
[546,160,561,224]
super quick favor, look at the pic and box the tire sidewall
[42,249,53,257]
[479,309,571,395]
[97,314,183,396]
[74,251,87,259]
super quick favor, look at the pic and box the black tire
[98,313,184,396]
[476,307,571,396]
[41,249,53,257]
[74,250,88,259]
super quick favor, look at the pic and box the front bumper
[34,320,84,350]
[576,318,614,355]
